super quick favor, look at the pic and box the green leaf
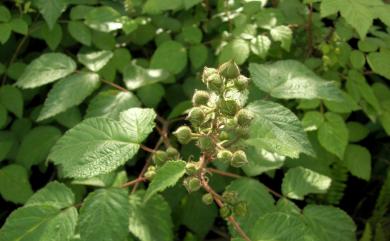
[189,44,208,69]
[79,188,129,241]
[0,23,11,44]
[40,23,62,50]
[270,25,292,51]
[16,126,62,168]
[180,25,202,44]
[150,40,187,74]
[16,53,76,89]
[303,205,356,241]
[144,160,186,201]
[143,0,182,14]
[0,104,7,128]
[367,50,390,80]
[26,181,75,208]
[0,164,33,204]
[250,35,271,59]
[128,191,173,241]
[0,6,11,22]
[68,21,92,46]
[38,72,100,121]
[55,107,82,128]
[0,85,23,118]
[33,0,68,29]
[10,18,28,35]
[282,167,332,200]
[250,212,306,241]
[317,112,349,159]
[226,178,276,235]
[249,60,343,101]
[123,63,169,90]
[77,50,113,72]
[301,111,324,131]
[218,39,250,65]
[341,144,371,181]
[0,205,78,241]
[86,90,141,119]
[49,117,142,178]
[350,50,365,69]
[137,84,165,108]
[119,107,157,143]
[246,100,314,158]
[347,122,369,142]
[0,131,17,162]
[84,6,122,32]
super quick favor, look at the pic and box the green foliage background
[0,0,389,240]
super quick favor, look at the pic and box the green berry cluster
[145,147,180,180]
[174,60,253,171]
[219,191,248,218]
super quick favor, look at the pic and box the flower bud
[187,107,205,127]
[225,118,238,130]
[144,166,156,180]
[218,131,230,141]
[174,126,193,144]
[166,147,179,159]
[219,206,232,219]
[192,90,210,106]
[206,73,223,92]
[202,193,214,205]
[231,150,248,167]
[198,136,214,152]
[234,75,249,91]
[218,99,239,117]
[233,201,247,216]
[222,191,239,204]
[185,162,200,175]
[235,109,254,127]
[217,150,233,163]
[152,150,169,166]
[202,67,217,83]
[219,60,240,79]
[183,176,201,192]
[236,127,250,139]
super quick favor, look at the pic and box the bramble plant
[1,1,390,241]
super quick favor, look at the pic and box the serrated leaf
[144,160,186,201]
[26,181,75,209]
[68,21,92,46]
[119,107,156,143]
[250,35,271,58]
[86,90,141,119]
[150,40,187,74]
[79,188,129,241]
[249,60,343,101]
[33,0,68,29]
[270,25,292,51]
[129,191,173,241]
[0,205,78,241]
[246,100,314,158]
[49,117,141,178]
[303,205,356,241]
[16,126,62,168]
[0,164,33,204]
[282,167,332,200]
[77,50,113,72]
[0,85,23,118]
[84,6,122,32]
[123,63,169,90]
[367,50,390,80]
[226,178,276,235]
[219,39,249,65]
[341,144,371,181]
[38,72,100,121]
[318,112,348,159]
[16,53,76,89]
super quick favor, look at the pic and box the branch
[121,177,146,188]
[101,79,129,93]
[305,3,314,58]
[140,145,155,153]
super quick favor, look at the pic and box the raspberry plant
[1,1,390,241]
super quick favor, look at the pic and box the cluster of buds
[144,147,180,180]
[173,60,254,193]
[219,191,248,218]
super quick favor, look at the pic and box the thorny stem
[198,155,252,241]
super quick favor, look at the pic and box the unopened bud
[234,75,249,91]
[233,201,247,216]
[192,90,210,106]
[218,99,239,117]
[144,165,156,180]
[218,131,230,141]
[219,206,232,219]
[231,150,248,167]
[222,191,239,204]
[206,73,223,92]
[217,150,233,163]
[174,126,193,144]
[198,136,214,152]
[235,109,254,127]
[183,176,201,192]
[185,162,200,175]
[202,193,214,205]
[202,67,217,83]
[219,60,240,79]
[152,150,169,166]
[166,147,179,159]
[187,107,205,127]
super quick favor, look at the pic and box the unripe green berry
[219,206,232,219]
[235,109,254,127]
[217,150,233,163]
[174,126,192,144]
[219,60,240,79]
[234,75,249,91]
[233,201,247,216]
[187,107,205,127]
[152,150,169,166]
[231,150,248,167]
[185,162,200,175]
[192,90,210,106]
[183,176,201,192]
[222,191,239,204]
[202,193,214,205]
[166,147,179,159]
[206,73,223,92]
[218,99,239,117]
[218,131,230,141]
[202,67,217,83]
[198,136,214,152]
